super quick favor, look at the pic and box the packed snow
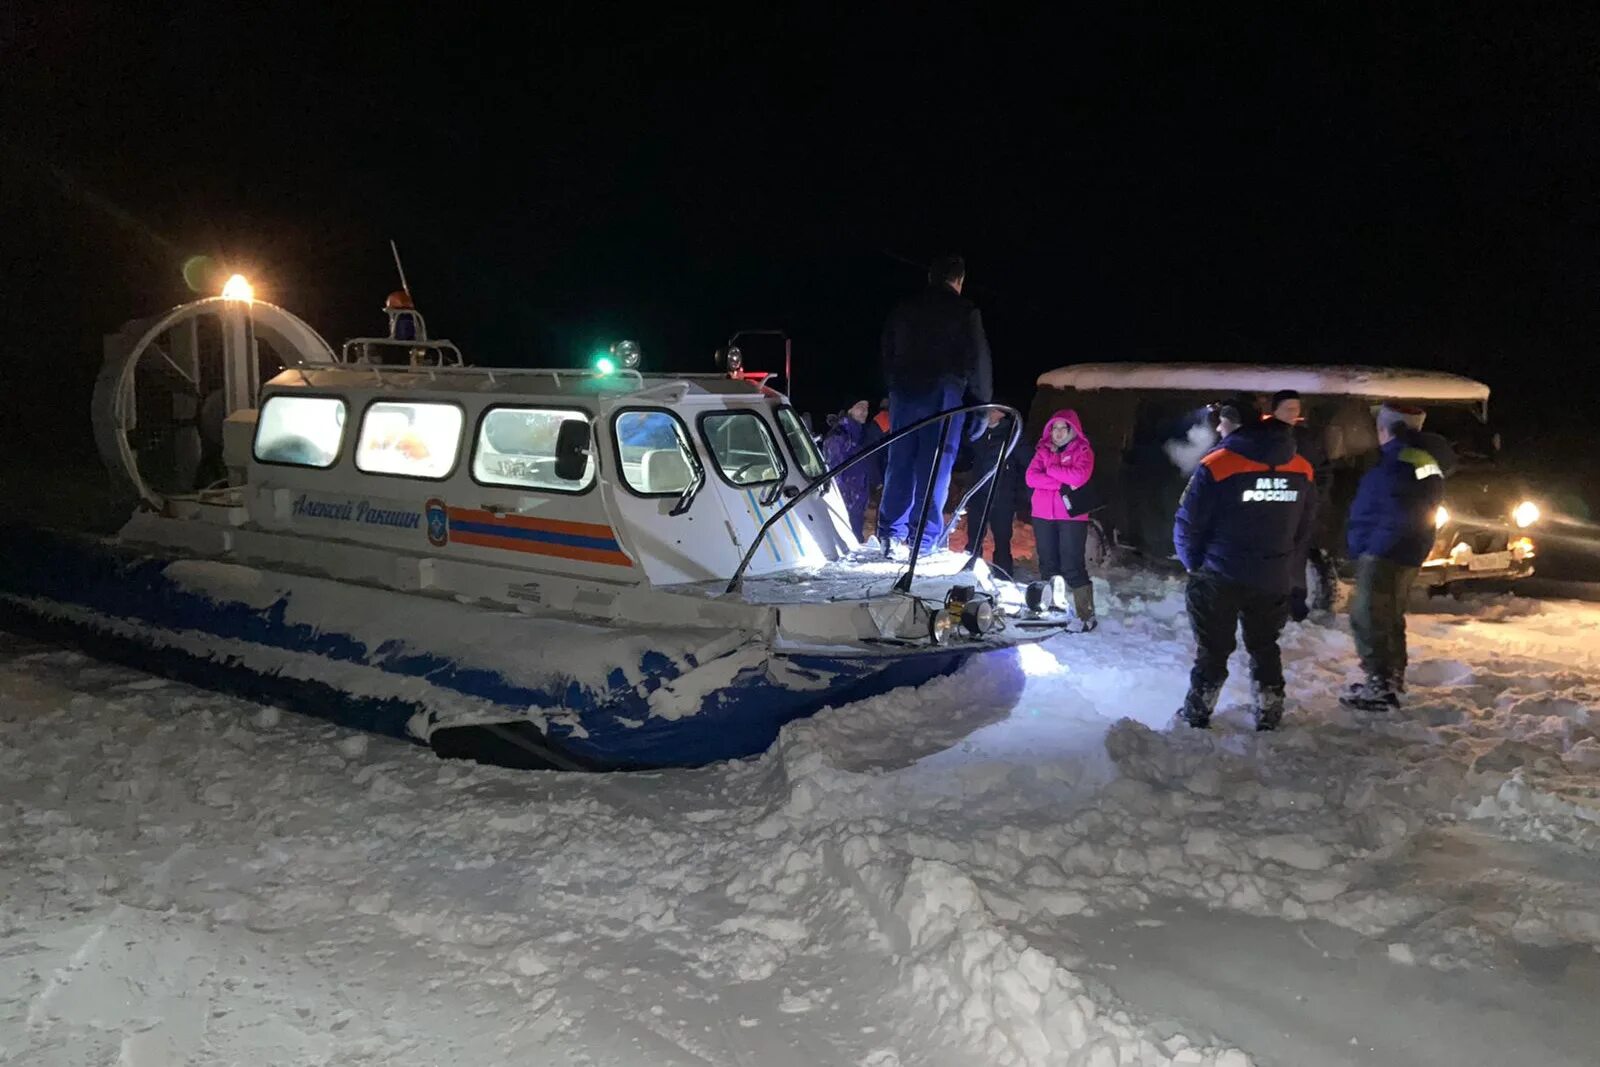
[3,570,1599,1065]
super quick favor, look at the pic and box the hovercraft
[0,275,1056,769]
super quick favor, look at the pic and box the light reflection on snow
[1017,643,1065,677]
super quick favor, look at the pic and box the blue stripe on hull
[0,526,989,770]
[445,519,622,552]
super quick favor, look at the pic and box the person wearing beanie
[1270,389,1330,621]
[1211,399,1246,438]
[1341,402,1447,710]
[964,404,1025,576]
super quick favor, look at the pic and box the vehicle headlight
[929,609,960,645]
[1513,501,1540,528]
[1511,535,1535,558]
[1434,505,1450,530]
[960,599,995,636]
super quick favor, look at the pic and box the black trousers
[1033,518,1090,589]
[969,481,1017,574]
[1186,571,1289,692]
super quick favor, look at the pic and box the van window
[473,407,595,491]
[614,410,696,495]
[701,411,785,486]
[776,407,826,479]
[254,394,346,468]
[354,400,463,479]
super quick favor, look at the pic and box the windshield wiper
[670,463,705,516]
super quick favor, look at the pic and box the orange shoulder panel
[1280,454,1315,480]
[1200,449,1272,481]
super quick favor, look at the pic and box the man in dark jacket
[963,407,1024,574]
[1340,403,1447,710]
[1173,409,1316,730]
[879,254,994,556]
[1270,389,1329,621]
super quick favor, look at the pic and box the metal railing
[725,403,1023,594]
[296,357,647,391]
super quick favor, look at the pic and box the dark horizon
[3,7,1597,447]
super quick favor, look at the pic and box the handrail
[339,337,466,366]
[724,403,1023,594]
[294,358,648,390]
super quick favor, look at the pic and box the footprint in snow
[1409,659,1476,688]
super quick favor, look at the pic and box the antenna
[389,239,411,297]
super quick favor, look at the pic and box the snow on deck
[679,544,984,605]
[4,571,1600,1065]
[1036,362,1492,403]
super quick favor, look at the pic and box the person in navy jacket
[878,254,993,557]
[1340,403,1447,710]
[1173,403,1316,730]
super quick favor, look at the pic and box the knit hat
[1378,402,1426,432]
[1210,399,1246,428]
[1271,389,1301,408]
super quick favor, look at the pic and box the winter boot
[1340,676,1400,711]
[1288,590,1310,623]
[1253,685,1286,731]
[1177,685,1220,729]
[1068,584,1098,633]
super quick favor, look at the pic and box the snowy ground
[4,572,1600,1066]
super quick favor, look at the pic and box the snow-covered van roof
[1035,363,1490,403]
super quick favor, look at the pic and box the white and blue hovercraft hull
[0,526,994,770]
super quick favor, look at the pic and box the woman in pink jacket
[1025,409,1098,629]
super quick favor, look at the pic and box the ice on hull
[0,526,974,770]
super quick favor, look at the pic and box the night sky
[2,7,1596,453]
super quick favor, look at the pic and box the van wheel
[1085,520,1110,574]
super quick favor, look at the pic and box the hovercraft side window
[254,394,347,469]
[700,410,786,487]
[472,406,596,492]
[354,400,464,481]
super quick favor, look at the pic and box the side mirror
[554,419,593,482]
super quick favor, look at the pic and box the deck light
[221,274,253,302]
[612,340,641,369]
[961,598,995,635]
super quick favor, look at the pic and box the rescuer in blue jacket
[1340,403,1447,710]
[1173,403,1316,731]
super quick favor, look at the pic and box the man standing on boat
[878,254,993,558]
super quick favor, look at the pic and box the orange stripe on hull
[448,529,634,567]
